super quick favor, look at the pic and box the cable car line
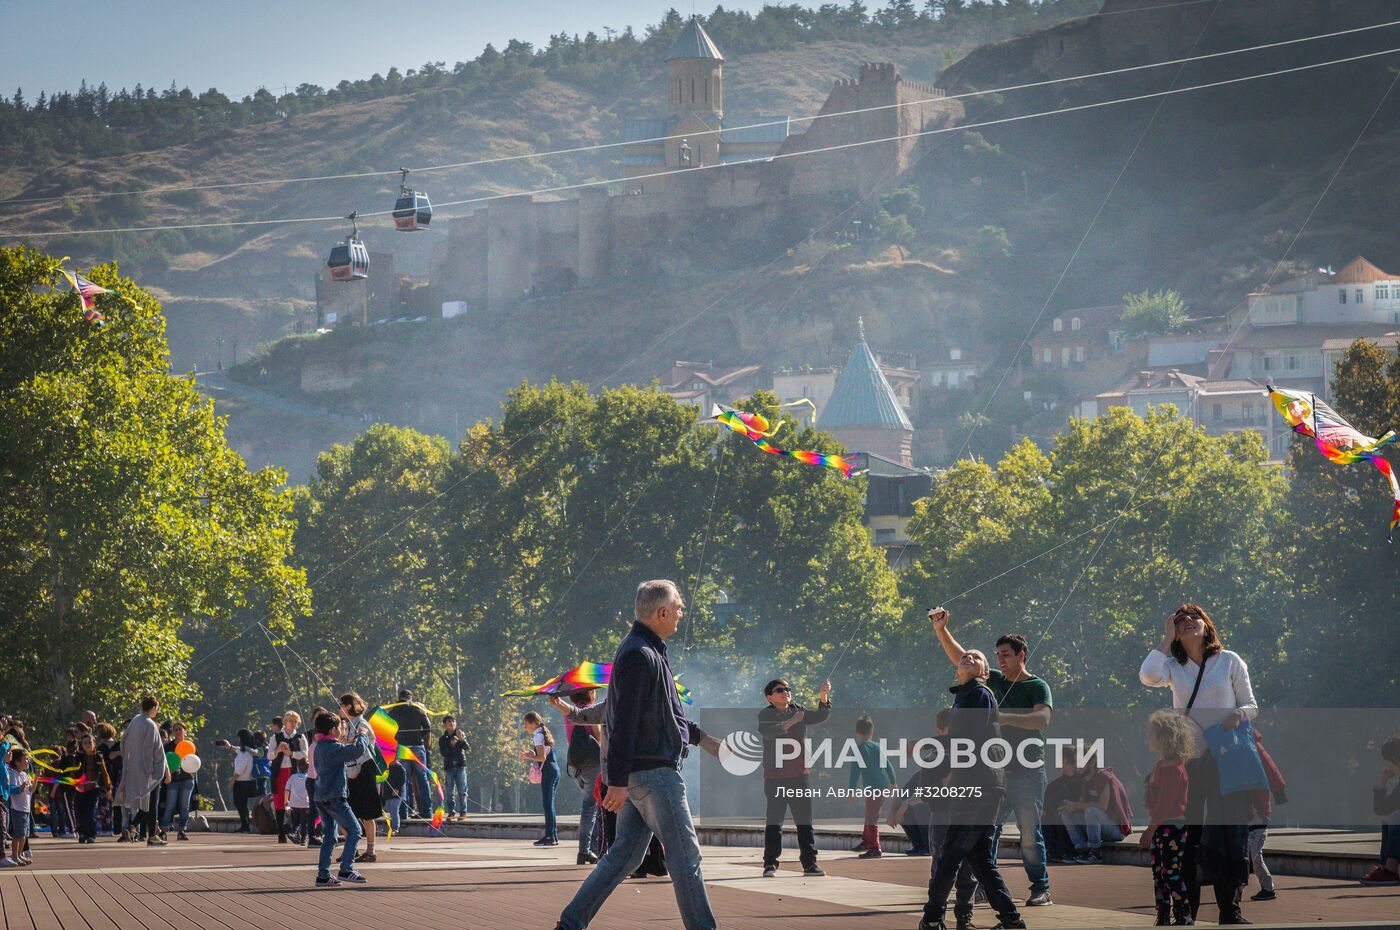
[7,43,1398,241]
[3,15,1399,209]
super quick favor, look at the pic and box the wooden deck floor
[1,833,1396,930]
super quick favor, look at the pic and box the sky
[1,1,774,99]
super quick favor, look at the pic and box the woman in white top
[1140,603,1256,925]
[224,729,259,833]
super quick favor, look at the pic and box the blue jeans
[1382,813,1400,861]
[575,764,601,855]
[161,779,195,832]
[541,763,560,840]
[444,765,468,816]
[924,821,1022,925]
[1062,805,1125,849]
[315,797,361,878]
[559,765,715,930]
[993,765,1050,895]
[400,747,433,817]
[385,797,402,834]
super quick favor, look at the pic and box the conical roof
[821,321,913,431]
[665,16,724,62]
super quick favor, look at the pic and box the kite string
[1025,59,1400,660]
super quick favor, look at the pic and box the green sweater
[848,739,897,789]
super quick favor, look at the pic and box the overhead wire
[0,15,1392,214]
[1023,56,1400,664]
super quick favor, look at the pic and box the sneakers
[762,865,777,877]
[1359,865,1400,886]
[1172,900,1195,926]
[337,870,368,884]
[956,916,977,930]
[533,837,559,847]
[307,838,323,848]
[0,857,16,868]
[1155,905,1172,927]
[1217,916,1251,925]
[147,836,167,847]
[1025,892,1053,907]
[1249,889,1276,901]
[857,848,883,859]
[315,874,341,887]
[354,851,377,863]
[803,865,826,877]
[177,831,190,842]
[992,921,1028,929]
[1074,849,1104,864]
[278,834,288,844]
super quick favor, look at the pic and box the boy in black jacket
[757,677,832,877]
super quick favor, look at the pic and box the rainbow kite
[709,405,861,478]
[367,707,445,829]
[502,662,695,704]
[57,267,114,326]
[1269,385,1400,541]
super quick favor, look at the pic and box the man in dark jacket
[757,676,831,877]
[556,579,719,930]
[920,608,1026,930]
[386,691,433,818]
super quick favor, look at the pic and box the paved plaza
[1,833,1396,930]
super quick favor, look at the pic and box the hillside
[11,0,1400,479]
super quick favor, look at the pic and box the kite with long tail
[502,662,695,704]
[708,404,863,478]
[1268,385,1400,542]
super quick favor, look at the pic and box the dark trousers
[923,822,1022,926]
[75,790,101,840]
[233,780,258,830]
[902,821,930,851]
[1184,753,1250,922]
[763,776,819,869]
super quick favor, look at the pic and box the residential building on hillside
[924,345,985,391]
[1030,305,1124,370]
[1206,323,1397,397]
[1229,257,1400,329]
[661,360,765,410]
[860,453,933,566]
[1077,369,1286,458]
[820,320,915,467]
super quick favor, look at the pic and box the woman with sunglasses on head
[757,677,832,878]
[1141,603,1258,926]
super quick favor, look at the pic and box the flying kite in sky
[708,404,862,478]
[55,261,134,326]
[502,662,695,704]
[1268,385,1399,541]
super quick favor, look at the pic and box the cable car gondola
[392,167,432,231]
[327,212,370,281]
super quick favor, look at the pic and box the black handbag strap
[1184,654,1208,715]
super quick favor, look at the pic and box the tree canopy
[0,246,309,732]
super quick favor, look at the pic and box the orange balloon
[175,739,196,758]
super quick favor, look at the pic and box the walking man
[554,579,720,930]
[932,607,1054,908]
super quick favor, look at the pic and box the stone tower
[665,16,724,168]
[820,319,915,467]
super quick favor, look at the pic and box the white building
[1230,256,1400,328]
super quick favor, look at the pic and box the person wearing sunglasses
[757,677,832,878]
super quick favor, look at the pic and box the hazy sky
[1,1,773,99]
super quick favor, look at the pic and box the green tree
[1120,288,1190,337]
[1277,339,1400,702]
[0,246,309,731]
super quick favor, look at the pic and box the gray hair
[635,579,680,622]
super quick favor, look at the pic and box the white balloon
[180,753,202,774]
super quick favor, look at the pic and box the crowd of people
[2,581,1397,929]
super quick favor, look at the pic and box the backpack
[254,755,272,780]
[566,722,602,776]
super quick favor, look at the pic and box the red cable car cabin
[393,189,432,231]
[327,237,369,281]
